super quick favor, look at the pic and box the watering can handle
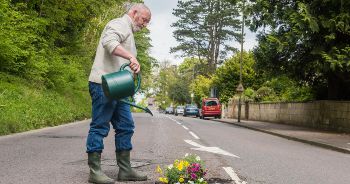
[120,62,141,94]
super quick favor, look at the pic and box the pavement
[213,118,350,154]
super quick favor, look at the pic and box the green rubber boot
[88,152,115,184]
[116,151,147,181]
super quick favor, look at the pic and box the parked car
[199,98,221,119]
[174,106,185,116]
[165,107,174,114]
[183,104,199,117]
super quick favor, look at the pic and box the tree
[212,51,259,103]
[249,0,350,100]
[0,0,155,92]
[153,62,179,107]
[190,75,212,105]
[171,0,241,74]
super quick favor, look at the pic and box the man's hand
[129,56,140,73]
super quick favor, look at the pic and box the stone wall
[223,100,350,133]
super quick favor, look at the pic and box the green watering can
[101,63,153,116]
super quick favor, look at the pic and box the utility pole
[236,0,245,122]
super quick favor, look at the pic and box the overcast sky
[143,0,258,65]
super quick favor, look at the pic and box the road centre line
[165,116,197,139]
[189,131,200,139]
[166,116,181,124]
[223,167,247,184]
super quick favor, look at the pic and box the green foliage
[190,75,212,105]
[255,86,276,102]
[0,0,48,76]
[212,51,260,103]
[157,154,207,184]
[0,73,90,135]
[134,28,157,91]
[250,0,350,99]
[242,87,255,102]
[254,76,314,102]
[171,0,242,74]
[0,0,155,134]
[169,81,191,105]
[153,62,182,108]
[322,46,350,71]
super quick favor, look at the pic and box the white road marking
[182,125,189,130]
[184,140,240,158]
[189,131,200,139]
[166,116,181,124]
[223,167,247,184]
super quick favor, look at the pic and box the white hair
[126,3,150,14]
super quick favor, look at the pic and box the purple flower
[190,173,197,180]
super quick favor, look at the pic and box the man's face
[132,10,151,32]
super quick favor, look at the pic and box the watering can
[101,63,153,116]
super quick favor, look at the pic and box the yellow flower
[177,160,187,171]
[159,177,168,183]
[184,161,190,167]
[156,165,163,174]
[177,162,184,171]
[179,177,185,183]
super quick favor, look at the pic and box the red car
[199,98,221,119]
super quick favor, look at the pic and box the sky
[143,0,258,65]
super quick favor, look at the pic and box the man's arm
[101,22,141,74]
[112,45,140,73]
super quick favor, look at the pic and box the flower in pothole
[179,177,184,183]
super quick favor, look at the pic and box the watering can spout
[120,99,153,116]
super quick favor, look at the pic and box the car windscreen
[187,105,197,108]
[205,101,218,106]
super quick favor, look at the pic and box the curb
[213,119,350,154]
[0,119,90,141]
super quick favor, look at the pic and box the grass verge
[0,73,91,136]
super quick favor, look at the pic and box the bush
[243,87,256,102]
[256,86,278,102]
[253,76,315,102]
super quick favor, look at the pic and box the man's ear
[131,9,138,18]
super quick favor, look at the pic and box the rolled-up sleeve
[102,21,129,54]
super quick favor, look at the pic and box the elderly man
[86,3,151,184]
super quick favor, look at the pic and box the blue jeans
[86,82,134,153]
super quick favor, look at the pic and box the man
[86,3,151,184]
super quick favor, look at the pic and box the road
[0,112,350,184]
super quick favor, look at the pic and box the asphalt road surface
[1,112,350,184]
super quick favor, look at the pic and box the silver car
[175,106,185,116]
[165,107,174,114]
